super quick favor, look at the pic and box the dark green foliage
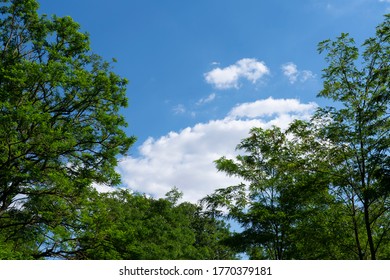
[203,125,355,259]
[75,189,237,260]
[315,14,390,260]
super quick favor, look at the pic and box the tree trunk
[351,197,364,259]
[364,201,376,260]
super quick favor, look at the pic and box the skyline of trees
[0,0,388,259]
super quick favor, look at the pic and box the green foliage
[1,0,388,260]
[0,0,235,260]
[0,0,135,258]
[75,189,237,260]
[203,125,353,259]
[315,14,390,260]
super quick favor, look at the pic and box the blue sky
[39,0,389,202]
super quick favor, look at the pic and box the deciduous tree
[316,14,390,259]
[202,126,349,259]
[0,0,135,258]
[76,189,237,260]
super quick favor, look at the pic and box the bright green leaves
[0,0,135,189]
[0,0,135,259]
[75,189,236,260]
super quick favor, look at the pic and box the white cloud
[118,98,317,203]
[118,119,258,203]
[204,58,270,89]
[282,62,315,84]
[92,182,118,193]
[282,63,299,83]
[228,97,317,120]
[196,93,216,105]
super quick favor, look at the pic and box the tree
[0,0,135,258]
[316,14,390,259]
[75,189,237,260]
[202,125,353,259]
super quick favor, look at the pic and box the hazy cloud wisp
[282,62,315,84]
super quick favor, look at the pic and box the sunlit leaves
[0,0,135,258]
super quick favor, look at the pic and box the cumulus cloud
[228,97,317,120]
[282,62,315,84]
[204,58,270,89]
[118,119,259,203]
[118,98,317,203]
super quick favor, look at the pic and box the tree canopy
[0,1,236,260]
[315,15,390,259]
[75,189,237,260]
[0,0,136,258]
